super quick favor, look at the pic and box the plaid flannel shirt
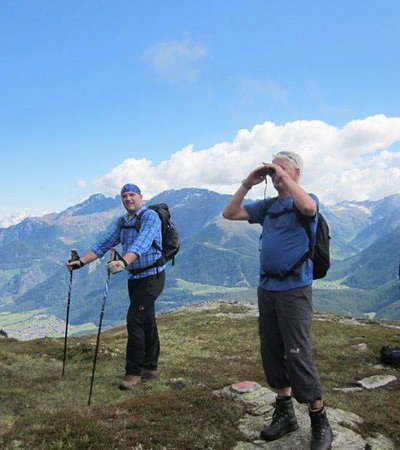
[91,205,165,279]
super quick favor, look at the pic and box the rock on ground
[213,381,395,450]
[357,375,397,389]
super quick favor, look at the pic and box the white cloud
[143,37,208,83]
[77,180,86,188]
[94,114,400,204]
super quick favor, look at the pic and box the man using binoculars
[223,151,333,450]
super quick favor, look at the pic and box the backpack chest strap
[266,207,297,219]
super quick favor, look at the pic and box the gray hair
[273,151,304,175]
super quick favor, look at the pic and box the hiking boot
[309,408,334,450]
[260,397,299,441]
[141,369,158,380]
[118,375,141,390]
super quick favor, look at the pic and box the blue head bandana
[120,183,141,195]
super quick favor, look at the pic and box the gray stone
[329,424,366,449]
[242,387,275,403]
[326,407,364,427]
[231,381,262,394]
[339,318,366,327]
[366,433,395,450]
[351,343,368,351]
[238,415,265,440]
[215,382,395,450]
[234,442,264,450]
[332,387,363,393]
[357,375,397,389]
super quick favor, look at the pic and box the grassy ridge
[1,302,399,449]
[0,310,97,339]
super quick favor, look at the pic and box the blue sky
[1,0,400,226]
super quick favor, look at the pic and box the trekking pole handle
[70,249,80,262]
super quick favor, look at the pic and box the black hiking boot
[260,397,299,441]
[309,407,334,450]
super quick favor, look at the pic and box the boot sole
[260,423,299,442]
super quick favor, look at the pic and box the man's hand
[259,162,290,189]
[265,163,286,177]
[242,166,270,189]
[106,260,127,274]
[66,259,85,272]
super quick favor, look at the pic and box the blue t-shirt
[244,194,319,291]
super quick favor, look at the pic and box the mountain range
[0,188,399,334]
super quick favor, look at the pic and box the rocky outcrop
[214,381,395,450]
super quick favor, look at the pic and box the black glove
[67,259,85,271]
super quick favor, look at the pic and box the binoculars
[258,167,275,177]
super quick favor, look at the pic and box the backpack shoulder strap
[261,197,278,219]
[133,208,148,232]
[262,197,298,219]
[293,204,318,255]
[118,215,130,229]
[133,207,162,252]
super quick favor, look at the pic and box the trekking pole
[88,248,117,406]
[62,249,80,376]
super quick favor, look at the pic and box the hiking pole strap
[70,249,80,262]
[110,248,128,267]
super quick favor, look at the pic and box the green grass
[0,310,45,327]
[0,310,97,338]
[0,268,21,289]
[0,302,399,449]
[173,278,253,297]
[313,278,352,289]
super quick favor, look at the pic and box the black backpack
[380,346,400,368]
[120,203,180,274]
[260,197,330,280]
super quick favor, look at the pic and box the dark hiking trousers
[126,271,165,376]
[258,285,323,404]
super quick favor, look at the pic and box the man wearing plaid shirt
[66,183,165,390]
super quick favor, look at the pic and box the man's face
[122,191,143,214]
[271,157,300,189]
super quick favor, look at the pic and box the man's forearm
[281,175,316,216]
[123,252,139,265]
[79,251,100,265]
[222,183,251,220]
